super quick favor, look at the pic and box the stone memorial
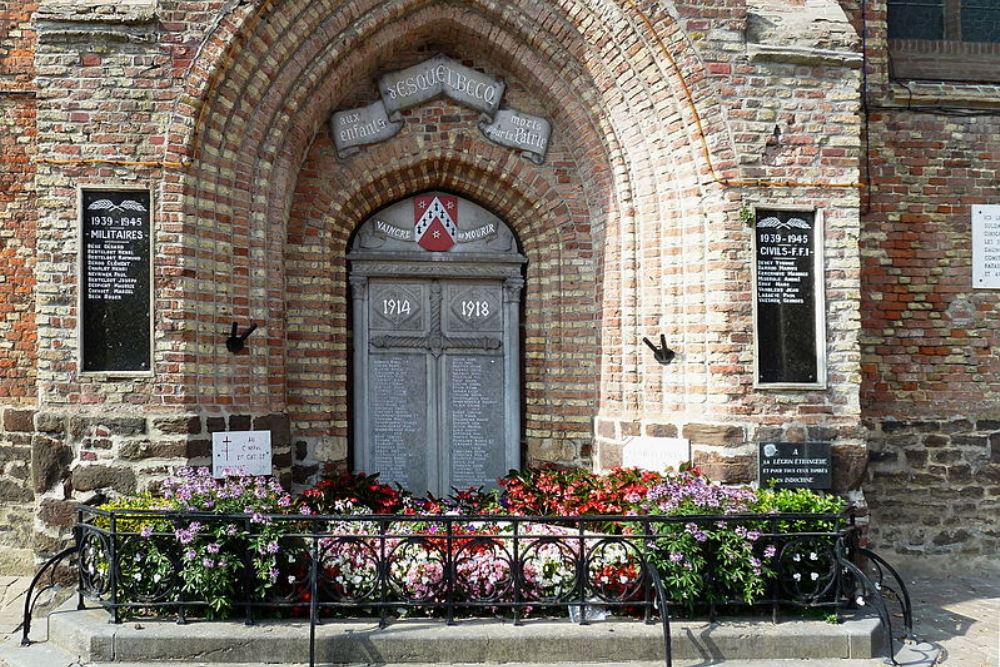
[80,188,152,373]
[621,436,691,472]
[349,193,525,496]
[753,209,825,386]
[212,430,273,478]
[758,441,832,490]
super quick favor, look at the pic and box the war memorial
[0,0,998,664]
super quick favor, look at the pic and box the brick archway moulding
[157,0,740,421]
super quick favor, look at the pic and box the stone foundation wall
[866,417,1000,562]
[594,416,869,496]
[0,408,292,565]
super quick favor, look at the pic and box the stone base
[43,599,884,664]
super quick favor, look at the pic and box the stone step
[0,640,893,667]
[32,599,888,665]
[93,662,890,667]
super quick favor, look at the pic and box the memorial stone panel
[445,354,505,489]
[368,353,428,492]
[350,193,525,497]
[444,283,502,334]
[81,189,152,372]
[758,441,832,490]
[754,209,823,385]
[369,281,427,332]
[972,205,1000,289]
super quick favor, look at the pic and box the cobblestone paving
[899,567,1000,667]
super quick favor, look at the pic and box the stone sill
[747,43,862,69]
[883,80,1000,110]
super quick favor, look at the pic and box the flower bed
[76,465,855,623]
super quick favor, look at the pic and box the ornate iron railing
[22,508,913,667]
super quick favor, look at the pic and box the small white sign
[212,430,272,478]
[622,437,690,472]
[973,205,1000,289]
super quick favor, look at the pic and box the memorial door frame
[347,193,526,496]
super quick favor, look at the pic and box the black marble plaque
[445,354,505,490]
[81,189,151,372]
[759,441,832,490]
[754,209,819,384]
[368,353,428,493]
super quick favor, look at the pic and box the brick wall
[852,1,1000,560]
[0,0,38,404]
[0,0,39,573]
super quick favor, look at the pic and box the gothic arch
[157,0,743,450]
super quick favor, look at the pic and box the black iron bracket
[642,335,676,365]
[226,322,258,354]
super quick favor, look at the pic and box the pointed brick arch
[157,0,742,464]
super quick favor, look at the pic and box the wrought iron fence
[22,507,913,667]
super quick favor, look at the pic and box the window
[887,1,1000,81]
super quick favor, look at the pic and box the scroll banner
[330,100,402,159]
[379,55,505,119]
[479,109,551,164]
[373,218,498,243]
[330,55,552,163]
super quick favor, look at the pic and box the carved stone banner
[379,55,505,119]
[330,55,551,162]
[349,193,526,496]
[479,108,551,164]
[330,100,402,158]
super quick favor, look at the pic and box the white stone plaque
[212,430,272,477]
[622,436,690,472]
[973,205,1000,289]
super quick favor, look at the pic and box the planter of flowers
[72,464,856,624]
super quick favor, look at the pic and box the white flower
[133,572,142,581]
[856,596,866,606]
[153,573,161,583]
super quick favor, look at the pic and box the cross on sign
[222,435,232,458]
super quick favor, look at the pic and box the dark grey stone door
[348,194,524,496]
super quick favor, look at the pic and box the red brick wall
[0,0,38,404]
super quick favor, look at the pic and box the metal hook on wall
[226,321,258,354]
[642,334,676,365]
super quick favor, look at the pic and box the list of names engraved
[369,354,427,491]
[81,189,151,372]
[447,355,504,488]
